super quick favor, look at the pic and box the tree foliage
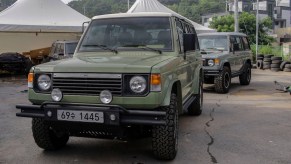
[210,12,274,45]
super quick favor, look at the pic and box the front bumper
[16,102,166,126]
[203,69,220,76]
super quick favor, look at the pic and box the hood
[34,52,175,73]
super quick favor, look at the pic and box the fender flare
[162,79,183,114]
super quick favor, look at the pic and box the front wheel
[32,118,69,150]
[152,93,178,160]
[239,63,251,85]
[214,66,231,93]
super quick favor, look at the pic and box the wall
[0,32,81,54]
[282,10,291,27]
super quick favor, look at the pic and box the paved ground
[0,69,291,164]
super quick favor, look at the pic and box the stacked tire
[283,63,291,72]
[263,54,273,69]
[256,54,264,69]
[270,56,282,72]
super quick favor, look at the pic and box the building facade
[202,0,291,30]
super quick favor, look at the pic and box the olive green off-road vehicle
[16,12,203,160]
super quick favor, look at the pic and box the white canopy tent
[127,0,216,34]
[0,0,90,32]
[0,0,90,54]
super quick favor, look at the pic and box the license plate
[57,110,104,123]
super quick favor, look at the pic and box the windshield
[78,17,173,52]
[65,43,78,55]
[198,35,228,51]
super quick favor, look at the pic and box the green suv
[198,32,252,93]
[16,12,203,160]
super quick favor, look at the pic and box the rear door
[233,36,245,73]
[175,19,196,101]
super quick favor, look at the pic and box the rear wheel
[239,63,251,85]
[152,93,178,160]
[32,118,69,150]
[214,66,231,93]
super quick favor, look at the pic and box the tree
[210,12,274,45]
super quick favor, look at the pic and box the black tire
[152,93,178,160]
[264,58,271,62]
[280,61,290,70]
[257,54,264,58]
[263,65,271,69]
[32,118,69,150]
[214,66,231,93]
[271,64,280,68]
[239,63,251,85]
[256,60,263,69]
[188,77,203,116]
[264,54,274,58]
[284,68,291,72]
[271,60,282,64]
[285,64,291,69]
[271,56,282,61]
[271,68,281,72]
[263,62,271,66]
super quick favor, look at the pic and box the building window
[268,4,273,19]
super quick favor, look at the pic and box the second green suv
[198,32,252,93]
[16,12,203,160]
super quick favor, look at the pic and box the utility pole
[128,0,130,10]
[234,0,239,32]
[256,0,259,61]
[226,0,228,13]
[83,6,86,16]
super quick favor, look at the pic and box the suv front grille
[52,73,122,96]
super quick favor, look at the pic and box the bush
[250,45,286,61]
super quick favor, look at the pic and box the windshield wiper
[118,45,162,54]
[82,44,118,54]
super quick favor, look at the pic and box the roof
[0,0,90,32]
[198,32,247,37]
[92,12,174,20]
[127,0,216,34]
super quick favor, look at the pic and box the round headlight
[37,74,51,91]
[51,88,63,102]
[129,76,147,93]
[208,60,215,67]
[100,90,113,104]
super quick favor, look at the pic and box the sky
[61,0,72,4]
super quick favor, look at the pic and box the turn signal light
[214,59,220,65]
[28,73,33,88]
[151,74,161,85]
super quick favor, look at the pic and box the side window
[176,20,184,53]
[242,37,250,50]
[234,36,244,51]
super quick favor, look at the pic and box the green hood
[34,52,175,73]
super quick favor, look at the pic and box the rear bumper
[16,102,166,126]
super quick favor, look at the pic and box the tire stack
[283,63,291,72]
[256,54,264,69]
[263,54,273,70]
[270,56,282,72]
